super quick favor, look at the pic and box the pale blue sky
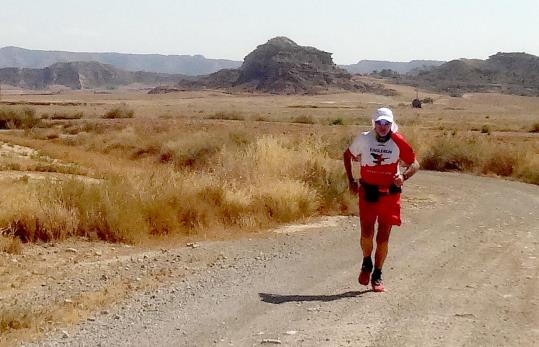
[1,0,538,64]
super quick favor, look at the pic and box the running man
[343,107,419,292]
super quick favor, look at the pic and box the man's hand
[393,173,404,187]
[349,179,360,194]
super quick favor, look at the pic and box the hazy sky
[1,0,538,64]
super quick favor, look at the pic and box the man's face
[374,120,392,137]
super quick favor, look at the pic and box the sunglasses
[375,120,392,126]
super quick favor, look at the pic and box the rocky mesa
[161,37,393,95]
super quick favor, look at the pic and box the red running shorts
[358,190,402,226]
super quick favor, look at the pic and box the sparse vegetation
[0,134,353,243]
[0,87,537,346]
[0,88,537,249]
[0,306,38,333]
[415,132,537,183]
[49,111,84,120]
[291,115,315,124]
[0,107,40,129]
[206,111,244,120]
[330,118,344,125]
[103,104,134,119]
[0,235,22,254]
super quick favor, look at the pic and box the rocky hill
[0,46,242,76]
[166,37,394,95]
[341,59,445,74]
[0,61,188,89]
[387,52,539,96]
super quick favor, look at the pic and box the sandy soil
[9,171,537,347]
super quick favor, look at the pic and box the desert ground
[0,81,538,346]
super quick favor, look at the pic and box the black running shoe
[358,257,373,286]
[371,269,384,292]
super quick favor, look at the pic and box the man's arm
[343,149,360,193]
[393,159,420,187]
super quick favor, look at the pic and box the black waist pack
[360,181,402,203]
[389,184,402,194]
[361,180,380,202]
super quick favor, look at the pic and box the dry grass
[103,104,134,119]
[0,235,22,254]
[0,86,537,345]
[403,128,539,184]
[0,306,40,334]
[291,114,315,124]
[0,132,355,244]
[206,111,245,120]
[42,111,84,120]
[0,107,41,129]
[0,87,537,245]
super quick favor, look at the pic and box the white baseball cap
[372,107,399,132]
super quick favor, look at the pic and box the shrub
[530,122,539,133]
[207,111,244,120]
[420,135,481,172]
[291,115,314,124]
[0,107,40,129]
[252,180,319,223]
[103,104,134,119]
[159,134,223,169]
[412,131,538,184]
[0,236,22,254]
[481,151,518,177]
[330,118,344,126]
[513,154,539,185]
[49,111,84,120]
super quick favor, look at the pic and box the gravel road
[29,171,539,347]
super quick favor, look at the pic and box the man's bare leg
[360,218,376,257]
[371,223,392,292]
[358,218,376,285]
[374,223,392,269]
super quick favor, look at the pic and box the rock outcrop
[392,52,539,96]
[167,37,393,95]
[233,37,353,93]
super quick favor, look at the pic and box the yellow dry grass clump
[0,132,354,244]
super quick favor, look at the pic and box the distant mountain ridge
[396,52,539,96]
[341,60,445,74]
[0,46,242,76]
[0,61,188,89]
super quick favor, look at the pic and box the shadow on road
[259,290,371,304]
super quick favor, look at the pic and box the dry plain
[0,81,538,346]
